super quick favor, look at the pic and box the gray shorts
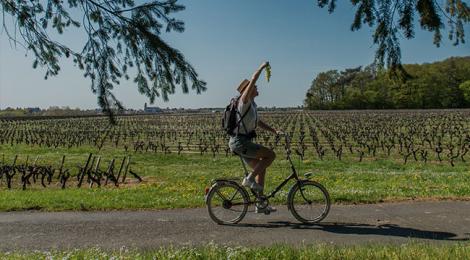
[228,135,261,163]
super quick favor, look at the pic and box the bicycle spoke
[229,189,242,201]
[215,189,228,201]
[299,187,313,204]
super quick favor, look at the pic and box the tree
[459,80,470,104]
[304,70,339,109]
[304,56,470,109]
[1,0,206,122]
[337,66,362,99]
[316,0,470,73]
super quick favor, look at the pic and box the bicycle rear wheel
[288,180,330,224]
[206,181,249,225]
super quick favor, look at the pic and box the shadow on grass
[230,221,468,241]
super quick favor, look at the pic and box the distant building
[144,103,162,113]
[26,107,41,113]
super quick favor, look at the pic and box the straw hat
[237,79,250,93]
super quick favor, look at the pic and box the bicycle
[205,135,330,225]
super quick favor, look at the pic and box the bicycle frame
[238,139,303,201]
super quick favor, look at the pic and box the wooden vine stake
[77,153,93,187]
[121,156,131,183]
[115,156,126,185]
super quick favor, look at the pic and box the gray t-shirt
[234,100,258,135]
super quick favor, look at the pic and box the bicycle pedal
[264,210,271,215]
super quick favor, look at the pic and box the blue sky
[0,0,469,109]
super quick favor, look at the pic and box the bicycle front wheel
[206,181,249,225]
[288,180,330,224]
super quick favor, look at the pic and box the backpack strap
[234,97,252,135]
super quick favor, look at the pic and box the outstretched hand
[261,61,270,69]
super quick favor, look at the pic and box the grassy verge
[1,242,470,259]
[0,144,470,211]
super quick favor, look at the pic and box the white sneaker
[255,205,277,214]
[241,177,263,193]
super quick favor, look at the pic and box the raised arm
[240,62,269,104]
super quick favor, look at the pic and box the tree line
[304,56,470,110]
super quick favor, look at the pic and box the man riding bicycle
[228,61,283,214]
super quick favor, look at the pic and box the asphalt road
[1,201,469,250]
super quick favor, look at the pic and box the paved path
[1,201,469,250]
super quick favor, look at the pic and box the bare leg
[245,146,275,194]
[251,146,275,179]
[256,169,266,188]
[246,159,266,186]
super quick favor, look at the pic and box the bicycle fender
[210,178,241,185]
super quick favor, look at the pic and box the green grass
[1,144,470,211]
[1,242,470,259]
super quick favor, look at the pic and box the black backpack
[222,96,251,136]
